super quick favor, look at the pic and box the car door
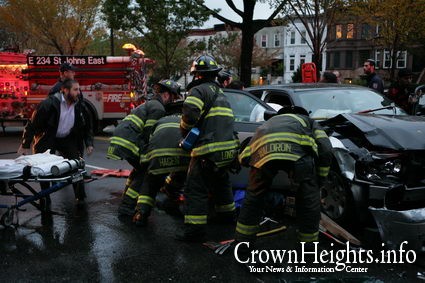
[223,89,273,143]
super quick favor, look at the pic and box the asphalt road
[1,127,424,282]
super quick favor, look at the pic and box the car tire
[321,168,354,225]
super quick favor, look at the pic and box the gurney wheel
[1,209,14,227]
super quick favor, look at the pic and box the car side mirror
[264,109,278,121]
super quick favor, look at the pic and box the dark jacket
[366,73,384,94]
[49,80,63,96]
[140,115,190,175]
[22,92,94,154]
[180,80,239,167]
[107,96,166,161]
[239,113,333,177]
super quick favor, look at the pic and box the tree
[278,0,345,79]
[122,0,210,79]
[0,0,101,54]
[198,0,288,87]
[101,0,131,55]
[348,0,425,80]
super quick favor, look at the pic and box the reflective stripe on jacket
[180,81,239,166]
[108,97,166,160]
[140,115,190,175]
[239,113,332,177]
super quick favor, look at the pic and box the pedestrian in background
[108,79,180,219]
[217,70,233,88]
[319,71,338,83]
[363,59,384,94]
[18,78,94,206]
[227,80,245,90]
[176,54,239,242]
[332,70,342,84]
[387,69,416,114]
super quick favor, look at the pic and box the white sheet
[0,151,69,179]
[0,160,25,179]
[15,150,64,166]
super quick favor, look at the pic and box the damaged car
[246,84,425,252]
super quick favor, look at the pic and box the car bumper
[350,180,425,252]
[369,206,425,253]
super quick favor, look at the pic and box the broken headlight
[356,152,403,182]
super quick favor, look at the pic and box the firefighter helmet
[154,79,181,97]
[122,43,137,51]
[190,54,222,75]
[277,105,310,116]
[218,70,232,81]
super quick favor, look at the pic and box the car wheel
[321,169,353,224]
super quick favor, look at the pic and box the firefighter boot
[118,196,137,217]
[132,208,151,227]
[175,224,206,242]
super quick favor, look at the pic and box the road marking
[85,164,108,170]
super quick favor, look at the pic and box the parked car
[244,83,425,251]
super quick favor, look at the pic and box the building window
[336,24,342,39]
[347,24,354,39]
[345,51,353,68]
[333,52,340,68]
[375,50,381,69]
[396,51,407,68]
[359,50,370,67]
[300,31,307,44]
[274,33,280,47]
[261,35,267,48]
[375,24,380,37]
[383,50,392,69]
[289,55,295,71]
[300,55,306,66]
[290,32,296,44]
[361,24,371,39]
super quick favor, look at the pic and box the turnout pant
[118,158,145,215]
[137,171,186,215]
[235,156,320,243]
[184,157,235,227]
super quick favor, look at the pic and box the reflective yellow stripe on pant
[184,215,207,225]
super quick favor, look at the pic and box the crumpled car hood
[324,114,425,150]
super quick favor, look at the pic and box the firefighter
[176,54,239,241]
[49,63,77,96]
[107,79,180,218]
[217,70,232,88]
[132,115,191,226]
[235,105,332,245]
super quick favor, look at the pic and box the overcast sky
[200,0,274,28]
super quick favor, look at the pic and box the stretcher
[0,167,86,227]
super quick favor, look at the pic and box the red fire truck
[0,52,28,118]
[0,52,153,132]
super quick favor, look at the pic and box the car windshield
[296,88,407,119]
[224,91,267,122]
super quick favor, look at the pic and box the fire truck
[0,52,153,132]
[0,52,28,118]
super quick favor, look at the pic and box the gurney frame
[0,169,86,226]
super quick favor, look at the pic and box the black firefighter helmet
[154,79,181,99]
[278,105,310,116]
[190,54,222,75]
